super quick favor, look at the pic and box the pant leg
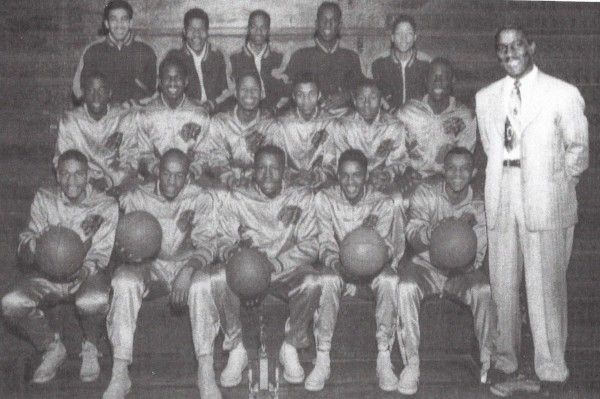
[313,267,344,352]
[74,271,111,347]
[397,262,444,366]
[188,264,242,358]
[1,277,68,351]
[369,266,400,352]
[270,265,321,349]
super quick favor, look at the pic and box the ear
[528,41,536,56]
[103,20,109,31]
[183,76,189,88]
[471,167,479,180]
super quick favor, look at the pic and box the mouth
[166,87,180,96]
[432,87,444,95]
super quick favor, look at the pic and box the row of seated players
[57,55,476,206]
[2,143,491,399]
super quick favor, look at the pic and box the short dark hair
[494,24,531,48]
[184,8,209,30]
[57,149,89,169]
[160,148,190,172]
[249,9,271,28]
[391,14,416,32]
[292,72,320,91]
[82,71,109,91]
[159,56,188,80]
[235,71,261,90]
[317,2,342,21]
[444,146,474,166]
[428,57,454,79]
[354,78,382,96]
[338,149,368,173]
[103,0,133,21]
[254,145,286,168]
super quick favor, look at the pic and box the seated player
[72,0,156,106]
[397,147,492,395]
[324,79,409,194]
[103,149,216,399]
[230,10,287,113]
[204,72,275,188]
[269,72,336,188]
[2,150,118,383]
[166,8,228,113]
[189,145,321,395]
[133,56,210,182]
[308,149,404,392]
[395,58,476,189]
[55,71,138,193]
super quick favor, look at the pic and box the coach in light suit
[476,26,588,396]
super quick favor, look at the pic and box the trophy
[248,309,280,399]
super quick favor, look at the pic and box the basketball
[339,227,388,277]
[115,211,162,262]
[225,248,272,299]
[429,219,477,272]
[35,226,86,282]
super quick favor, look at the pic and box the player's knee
[76,290,110,315]
[301,273,321,293]
[189,269,212,295]
[397,276,421,297]
[1,290,33,317]
[470,281,491,300]
[376,270,400,291]
[111,266,143,292]
[319,272,343,295]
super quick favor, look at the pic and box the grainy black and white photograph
[0,0,598,398]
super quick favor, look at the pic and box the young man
[269,72,336,188]
[55,72,138,193]
[205,73,276,188]
[477,26,588,397]
[73,0,157,105]
[397,147,492,395]
[166,8,228,114]
[372,14,430,111]
[2,150,118,384]
[189,145,321,395]
[103,149,216,399]
[284,1,364,114]
[133,56,211,182]
[309,149,403,392]
[396,58,476,183]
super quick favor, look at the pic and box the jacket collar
[106,31,133,50]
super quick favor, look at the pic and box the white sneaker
[198,356,222,399]
[102,360,131,399]
[397,363,419,395]
[32,334,67,384]
[278,342,305,384]
[304,351,331,391]
[376,350,398,391]
[80,340,101,382]
[220,343,248,388]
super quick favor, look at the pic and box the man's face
[105,8,131,42]
[496,29,535,79]
[427,63,452,102]
[185,18,209,53]
[84,77,110,116]
[354,86,381,123]
[236,75,261,111]
[391,22,416,53]
[338,160,367,202]
[293,82,320,117]
[161,64,188,102]
[159,157,188,200]
[254,153,284,198]
[248,14,269,47]
[58,159,88,202]
[316,8,340,43]
[444,153,474,194]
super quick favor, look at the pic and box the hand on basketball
[179,122,203,142]
[362,214,379,229]
[278,205,302,227]
[105,131,124,152]
[170,266,194,309]
[343,283,357,297]
[245,131,265,154]
[457,212,477,228]
[238,225,254,248]
[176,210,195,233]
[81,214,104,237]
[68,265,90,284]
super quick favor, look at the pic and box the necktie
[504,79,521,150]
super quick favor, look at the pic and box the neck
[188,42,206,56]
[298,107,318,121]
[248,41,266,53]
[427,96,450,115]
[109,32,128,48]
[345,187,364,206]
[163,94,184,110]
[317,36,337,51]
[513,63,534,80]
[87,106,108,121]
[393,48,413,63]
[445,184,468,205]
[236,106,259,124]
[360,113,378,125]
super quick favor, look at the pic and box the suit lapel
[519,72,545,132]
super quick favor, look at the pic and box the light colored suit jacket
[476,68,589,231]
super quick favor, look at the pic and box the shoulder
[412,180,441,201]
[284,186,314,206]
[132,37,156,54]
[89,189,119,209]
[372,55,391,70]
[35,185,60,203]
[476,78,504,102]
[82,37,108,57]
[539,70,582,97]
[315,187,336,206]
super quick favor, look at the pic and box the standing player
[55,72,138,193]
[133,57,210,183]
[397,147,492,395]
[2,150,118,384]
[189,145,321,394]
[72,0,157,106]
[477,26,588,397]
[284,2,364,114]
[230,10,287,113]
[205,73,275,187]
[308,149,403,392]
[103,150,216,399]
[166,8,229,114]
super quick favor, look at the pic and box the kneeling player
[397,147,492,395]
[189,145,321,396]
[2,150,118,383]
[103,149,216,399]
[308,149,404,392]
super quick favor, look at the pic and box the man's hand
[238,225,254,248]
[81,214,104,237]
[19,238,37,265]
[245,131,265,154]
[343,283,357,297]
[177,210,195,233]
[457,212,477,228]
[375,139,396,158]
[179,122,203,142]
[278,205,302,227]
[362,214,380,229]
[89,177,109,192]
[115,244,143,263]
[67,265,90,285]
[105,131,124,152]
[169,266,194,309]
[311,129,328,149]
[442,117,466,137]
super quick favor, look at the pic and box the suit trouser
[397,262,493,367]
[315,266,399,352]
[106,260,187,363]
[188,263,321,357]
[1,272,110,351]
[488,167,572,382]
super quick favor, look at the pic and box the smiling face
[391,21,416,53]
[248,13,270,47]
[338,159,367,203]
[159,155,188,201]
[105,8,132,42]
[427,62,453,102]
[58,159,88,203]
[496,28,535,79]
[354,85,381,123]
[236,75,261,112]
[316,7,340,43]
[254,152,284,198]
[185,17,209,53]
[84,76,110,118]
[160,63,188,102]
[444,152,474,194]
[293,82,320,118]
